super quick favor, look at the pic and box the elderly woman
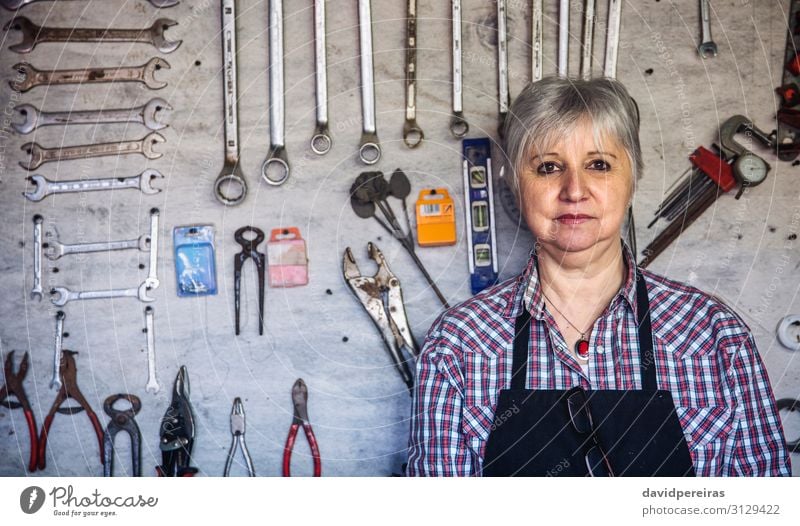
[406,77,791,477]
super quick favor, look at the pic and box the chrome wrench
[558,0,568,77]
[50,282,155,307]
[214,0,247,206]
[580,0,596,80]
[698,0,717,58]
[450,0,468,138]
[1,0,179,9]
[44,230,150,260]
[144,306,159,394]
[20,132,165,170]
[357,0,380,164]
[31,214,43,301]
[261,0,289,185]
[12,98,171,134]
[604,0,622,78]
[497,0,509,136]
[24,170,163,202]
[51,311,65,390]
[532,0,543,82]
[144,208,160,290]
[10,58,170,93]
[310,0,332,155]
[402,0,423,148]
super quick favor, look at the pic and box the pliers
[38,350,104,471]
[234,226,266,335]
[157,366,198,477]
[0,351,38,472]
[102,394,142,477]
[223,397,256,476]
[283,379,321,477]
[343,242,420,392]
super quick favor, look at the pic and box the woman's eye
[537,161,560,175]
[588,159,611,171]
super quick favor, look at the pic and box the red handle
[689,146,736,192]
[23,410,38,472]
[86,410,105,466]
[282,424,299,476]
[304,424,322,477]
[37,414,54,471]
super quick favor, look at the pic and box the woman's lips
[555,214,593,225]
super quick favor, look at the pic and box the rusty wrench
[1,0,179,9]
[402,0,423,148]
[20,132,165,170]
[10,58,169,93]
[261,0,289,186]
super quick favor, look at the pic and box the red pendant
[575,339,590,359]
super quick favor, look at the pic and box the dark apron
[482,267,695,477]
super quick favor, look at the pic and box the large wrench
[450,0,468,138]
[144,208,160,290]
[51,311,65,391]
[44,230,150,260]
[10,57,170,93]
[50,282,155,306]
[604,0,622,78]
[4,17,182,54]
[261,0,289,186]
[558,0,568,77]
[12,98,171,134]
[580,0,596,80]
[1,0,179,9]
[402,0,423,148]
[20,131,165,170]
[24,170,162,202]
[31,214,43,301]
[144,306,159,394]
[214,0,247,206]
[357,0,380,165]
[698,0,717,58]
[497,0,509,136]
[532,0,543,82]
[311,0,331,155]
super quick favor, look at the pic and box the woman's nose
[559,167,588,202]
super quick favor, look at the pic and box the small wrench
[357,0,380,165]
[20,131,165,170]
[1,0,179,9]
[51,311,65,390]
[214,0,247,206]
[144,208,160,290]
[310,0,332,155]
[12,98,171,134]
[143,306,159,394]
[558,0,568,77]
[497,0,509,136]
[44,230,150,260]
[604,0,622,78]
[10,57,170,93]
[450,0,468,138]
[402,0,423,148]
[50,282,155,307]
[261,0,289,186]
[4,17,182,54]
[580,0,596,80]
[532,0,542,82]
[698,0,717,58]
[24,170,163,202]
[31,214,43,301]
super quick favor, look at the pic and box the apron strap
[511,306,532,390]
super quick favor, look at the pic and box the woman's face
[519,118,633,256]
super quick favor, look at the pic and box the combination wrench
[450,0,468,138]
[261,0,289,186]
[580,0,596,80]
[497,0,509,137]
[310,0,332,155]
[144,208,160,290]
[11,57,170,93]
[24,170,163,202]
[50,282,155,307]
[20,131,165,170]
[31,215,43,301]
[44,230,150,260]
[51,311,65,391]
[532,0,543,82]
[698,0,717,58]
[604,0,622,78]
[1,0,179,9]
[402,0,423,148]
[558,0,568,77]
[4,17,182,54]
[143,306,159,394]
[214,0,247,206]
[357,0,380,165]
[12,98,171,134]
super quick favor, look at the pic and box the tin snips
[156,366,198,477]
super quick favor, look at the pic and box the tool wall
[1,0,799,476]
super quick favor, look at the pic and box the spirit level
[462,138,499,294]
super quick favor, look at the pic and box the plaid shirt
[407,243,791,476]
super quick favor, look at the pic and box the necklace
[540,290,592,360]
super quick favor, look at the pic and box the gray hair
[501,76,642,198]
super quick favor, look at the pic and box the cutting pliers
[157,366,198,477]
[0,351,38,472]
[343,242,420,392]
[283,378,321,477]
[103,394,142,477]
[223,397,256,476]
[38,350,104,471]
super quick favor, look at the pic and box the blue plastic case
[173,225,218,297]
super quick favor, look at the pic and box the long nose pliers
[0,351,39,472]
[223,397,256,476]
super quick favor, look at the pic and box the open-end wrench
[24,170,162,202]
[580,0,596,80]
[357,0,380,165]
[12,98,171,134]
[144,208,160,290]
[604,0,622,78]
[261,0,289,186]
[497,0,509,136]
[144,306,159,394]
[44,230,150,260]
[51,311,65,390]
[450,0,468,138]
[50,282,155,307]
[31,214,43,301]
[11,58,170,93]
[532,0,543,82]
[310,0,331,155]
[698,0,717,58]
[1,0,179,9]
[3,17,182,54]
[558,0,568,77]
[402,0,423,148]
[214,0,247,206]
[20,131,165,170]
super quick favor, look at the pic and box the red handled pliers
[0,351,39,472]
[38,350,104,471]
[283,378,321,477]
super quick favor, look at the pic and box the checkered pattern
[406,243,791,476]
